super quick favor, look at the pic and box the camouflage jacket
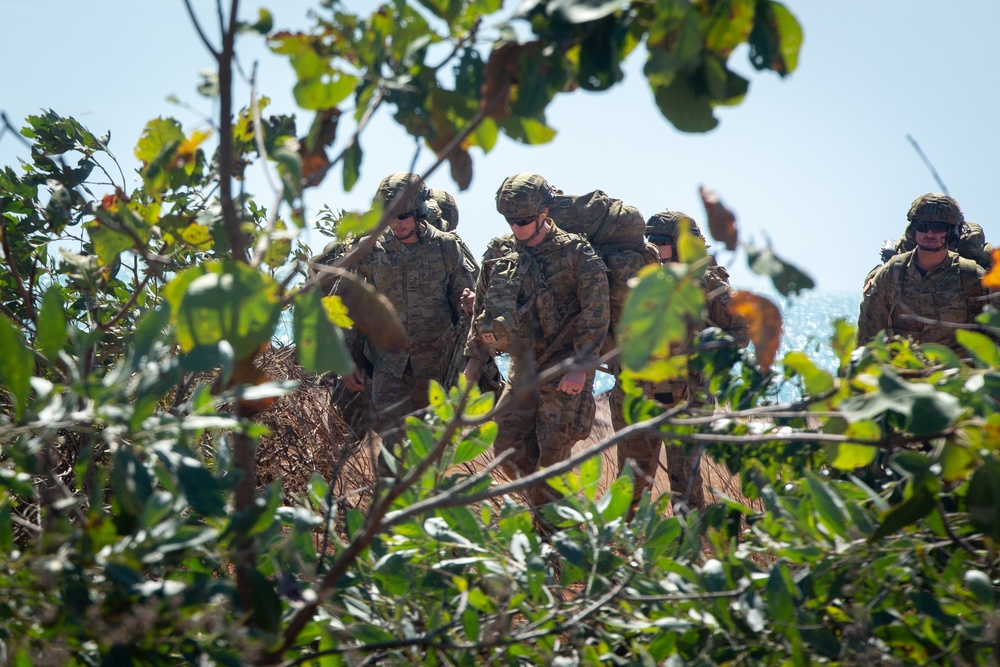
[465,223,610,371]
[858,250,988,349]
[702,262,750,347]
[350,223,475,379]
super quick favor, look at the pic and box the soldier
[858,193,991,350]
[463,173,610,509]
[342,172,475,461]
[426,188,460,233]
[311,235,374,440]
[866,198,993,286]
[615,211,749,512]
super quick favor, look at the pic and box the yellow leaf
[982,248,1000,289]
[178,129,212,158]
[179,223,214,249]
[321,295,354,328]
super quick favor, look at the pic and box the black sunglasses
[395,210,417,220]
[913,221,949,234]
[506,215,537,227]
[648,235,674,246]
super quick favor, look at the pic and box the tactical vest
[882,253,983,339]
[475,238,561,353]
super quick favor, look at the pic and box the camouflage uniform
[858,250,987,349]
[858,193,990,350]
[465,174,610,506]
[349,173,476,448]
[311,237,374,439]
[614,211,749,511]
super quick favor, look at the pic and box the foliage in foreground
[1,0,999,665]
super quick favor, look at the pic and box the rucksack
[547,190,658,352]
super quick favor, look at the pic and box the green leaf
[825,420,880,471]
[163,260,281,360]
[939,440,976,483]
[86,222,133,265]
[0,314,34,420]
[967,456,1000,541]
[963,569,994,605]
[617,264,703,378]
[803,470,849,538]
[597,474,633,522]
[453,423,496,465]
[956,329,1000,368]
[827,442,878,471]
[111,447,153,521]
[342,140,362,191]
[783,351,834,396]
[580,454,600,501]
[135,117,185,164]
[766,562,797,623]
[37,285,67,362]
[176,456,227,518]
[133,306,171,360]
[870,484,936,541]
[704,0,755,56]
[293,72,359,111]
[499,116,557,145]
[651,70,718,133]
[743,242,815,296]
[841,369,961,437]
[293,289,353,375]
[405,417,434,460]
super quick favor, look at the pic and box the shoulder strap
[956,257,983,316]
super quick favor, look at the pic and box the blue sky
[2,1,997,296]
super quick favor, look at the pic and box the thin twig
[906,134,949,195]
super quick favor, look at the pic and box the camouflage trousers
[492,373,596,508]
[610,380,705,511]
[372,365,434,474]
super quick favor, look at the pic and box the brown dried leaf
[481,41,528,120]
[334,271,408,353]
[728,290,782,372]
[700,185,739,251]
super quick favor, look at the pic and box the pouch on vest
[477,252,532,353]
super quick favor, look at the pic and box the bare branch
[183,0,221,58]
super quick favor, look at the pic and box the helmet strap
[523,216,547,245]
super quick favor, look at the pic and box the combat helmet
[375,172,431,220]
[905,192,963,242]
[645,211,706,242]
[428,188,459,232]
[495,173,555,219]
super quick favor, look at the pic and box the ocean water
[276,289,863,399]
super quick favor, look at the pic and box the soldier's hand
[461,288,475,316]
[558,370,586,395]
[342,367,365,392]
[463,358,482,384]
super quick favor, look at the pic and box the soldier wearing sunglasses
[615,211,748,514]
[858,193,992,350]
[341,172,476,470]
[463,173,610,513]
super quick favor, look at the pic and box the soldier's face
[390,212,418,242]
[509,212,545,243]
[914,224,948,252]
[656,243,675,262]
